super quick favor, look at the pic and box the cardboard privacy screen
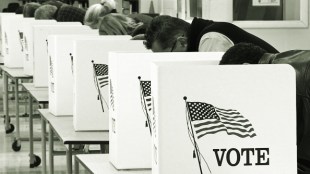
[72,37,144,131]
[151,63,297,174]
[1,14,24,67]
[48,34,99,116]
[108,52,223,170]
[0,13,15,59]
[33,23,89,87]
[22,19,57,75]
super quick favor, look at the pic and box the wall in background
[245,0,309,51]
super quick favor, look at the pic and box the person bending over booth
[98,13,152,37]
[144,15,279,53]
[23,2,41,17]
[219,42,310,174]
[84,0,116,29]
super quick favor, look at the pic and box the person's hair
[84,3,115,29]
[42,0,64,9]
[98,13,141,35]
[23,2,41,17]
[220,43,267,65]
[144,15,190,50]
[56,5,86,24]
[34,4,57,19]
[101,0,116,10]
[15,5,24,14]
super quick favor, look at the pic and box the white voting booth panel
[0,13,15,62]
[108,52,223,170]
[73,37,148,131]
[33,24,90,87]
[151,64,297,174]
[47,34,99,116]
[2,14,24,67]
[22,20,57,75]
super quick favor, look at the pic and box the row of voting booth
[0,12,298,174]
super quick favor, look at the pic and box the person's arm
[198,32,234,52]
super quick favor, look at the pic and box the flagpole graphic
[138,76,152,135]
[184,96,211,174]
[91,60,109,112]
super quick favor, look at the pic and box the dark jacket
[187,17,279,53]
[259,50,310,174]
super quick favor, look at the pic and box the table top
[22,83,49,103]
[29,90,49,103]
[76,154,151,174]
[0,65,32,79]
[38,109,109,144]
[22,83,48,91]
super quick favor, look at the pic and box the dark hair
[23,2,41,17]
[15,5,24,14]
[220,42,267,65]
[144,15,190,49]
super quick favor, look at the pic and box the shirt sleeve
[198,32,234,52]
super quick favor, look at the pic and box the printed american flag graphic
[92,61,109,112]
[138,76,152,135]
[109,79,115,111]
[187,102,256,139]
[18,31,24,51]
[93,63,109,88]
[141,81,152,113]
[49,56,54,78]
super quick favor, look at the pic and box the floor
[0,76,90,173]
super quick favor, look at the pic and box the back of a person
[198,20,279,53]
[261,50,310,174]
[56,5,86,23]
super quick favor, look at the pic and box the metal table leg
[49,124,54,174]
[41,117,47,174]
[67,144,73,174]
[29,94,41,168]
[74,155,79,174]
[12,78,21,152]
[4,72,14,134]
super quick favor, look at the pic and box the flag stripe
[226,132,257,138]
[197,128,227,139]
[99,80,108,84]
[195,123,226,134]
[220,121,253,128]
[98,77,108,80]
[193,119,221,128]
[220,117,251,123]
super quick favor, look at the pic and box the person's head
[98,13,142,35]
[101,0,116,11]
[42,0,64,9]
[84,2,115,29]
[219,43,267,65]
[34,4,57,19]
[15,5,24,14]
[23,2,41,17]
[144,15,190,52]
[56,5,86,24]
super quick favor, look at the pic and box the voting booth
[72,38,148,131]
[151,63,297,174]
[1,14,24,67]
[22,20,57,75]
[47,34,100,116]
[0,13,15,62]
[108,52,223,169]
[33,24,91,87]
